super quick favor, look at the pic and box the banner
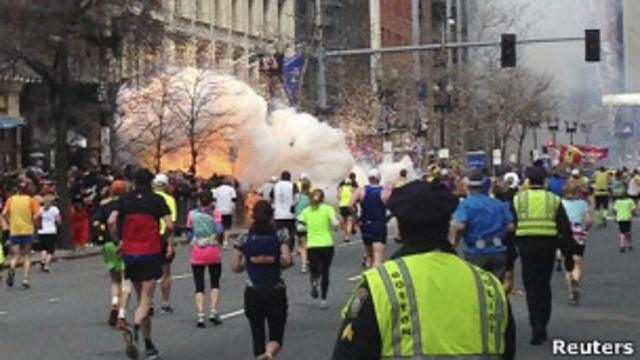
[282,53,303,105]
[466,151,486,171]
[559,145,608,165]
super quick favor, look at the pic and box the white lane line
[348,275,362,282]
[47,298,59,303]
[172,273,193,280]
[337,240,362,248]
[0,310,8,316]
[221,309,245,320]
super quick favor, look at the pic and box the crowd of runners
[0,160,638,359]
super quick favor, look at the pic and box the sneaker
[209,311,223,325]
[21,280,30,289]
[628,245,634,251]
[256,354,273,360]
[160,305,173,315]
[108,308,119,327]
[320,300,328,309]
[116,318,128,330]
[300,266,307,273]
[197,316,206,328]
[310,283,319,299]
[40,262,46,272]
[343,238,351,243]
[144,345,160,360]
[555,259,562,272]
[148,306,155,317]
[620,247,626,253]
[6,270,15,287]
[121,328,139,359]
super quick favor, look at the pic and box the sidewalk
[4,228,245,267]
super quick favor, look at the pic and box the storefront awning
[0,118,24,129]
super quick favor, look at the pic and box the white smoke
[117,68,356,194]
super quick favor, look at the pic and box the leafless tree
[167,69,236,175]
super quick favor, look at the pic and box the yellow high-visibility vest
[346,251,508,358]
[513,189,560,237]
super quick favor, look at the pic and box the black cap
[526,166,547,184]
[388,180,458,224]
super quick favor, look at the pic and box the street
[1,223,638,360]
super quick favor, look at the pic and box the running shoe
[121,328,139,359]
[256,354,273,360]
[160,305,174,315]
[148,306,155,317]
[108,308,118,327]
[555,259,562,272]
[21,280,30,289]
[144,344,160,359]
[197,317,206,328]
[116,318,129,330]
[343,238,351,243]
[209,311,223,325]
[40,262,46,272]
[6,269,15,287]
[620,247,626,253]
[320,300,328,309]
[310,282,319,299]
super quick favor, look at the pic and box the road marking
[348,275,362,282]
[221,309,245,320]
[47,298,59,303]
[337,240,362,248]
[0,310,8,316]
[172,273,193,280]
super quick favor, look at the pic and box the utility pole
[315,0,327,111]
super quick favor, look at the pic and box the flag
[282,53,303,104]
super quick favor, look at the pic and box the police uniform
[333,181,516,360]
[513,166,575,345]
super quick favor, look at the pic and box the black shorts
[37,234,57,254]
[362,236,387,246]
[244,286,288,356]
[222,215,233,231]
[618,221,632,234]
[192,264,222,293]
[575,244,586,257]
[125,259,163,282]
[339,207,353,218]
[595,195,609,210]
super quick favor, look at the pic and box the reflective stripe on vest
[514,190,560,237]
[363,252,508,358]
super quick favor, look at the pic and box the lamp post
[433,83,453,149]
[566,121,577,145]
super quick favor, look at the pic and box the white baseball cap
[571,169,580,176]
[300,172,308,180]
[153,173,169,186]
[368,169,381,180]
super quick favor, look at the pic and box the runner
[212,177,237,249]
[272,171,297,249]
[108,169,173,359]
[294,179,311,272]
[37,194,60,273]
[592,166,610,227]
[393,169,409,188]
[2,181,40,288]
[232,200,292,360]
[185,192,224,328]
[349,169,390,268]
[298,189,339,309]
[561,182,592,305]
[613,191,636,253]
[260,176,277,204]
[153,173,178,314]
[337,178,355,243]
[626,169,640,204]
[92,180,129,327]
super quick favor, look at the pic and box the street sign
[383,140,393,164]
[492,149,502,165]
[466,151,486,171]
[438,148,449,159]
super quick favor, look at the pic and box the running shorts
[38,234,57,255]
[339,207,353,218]
[594,195,609,210]
[124,259,163,282]
[10,235,33,246]
[618,221,632,234]
[222,215,233,231]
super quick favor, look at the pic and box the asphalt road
[0,222,638,360]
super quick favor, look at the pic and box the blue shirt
[547,176,565,197]
[235,229,286,289]
[454,194,513,255]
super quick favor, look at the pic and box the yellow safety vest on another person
[345,251,508,358]
[593,171,609,196]
[155,190,177,236]
[513,189,561,237]
[339,185,353,208]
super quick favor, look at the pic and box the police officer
[453,170,515,284]
[333,181,515,360]
[513,166,575,345]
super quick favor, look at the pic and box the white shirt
[39,206,60,235]
[273,180,295,220]
[261,182,275,202]
[628,177,639,196]
[212,185,237,215]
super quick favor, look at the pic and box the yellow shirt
[3,195,40,236]
[155,190,177,235]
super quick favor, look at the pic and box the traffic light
[585,29,600,62]
[501,33,516,68]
